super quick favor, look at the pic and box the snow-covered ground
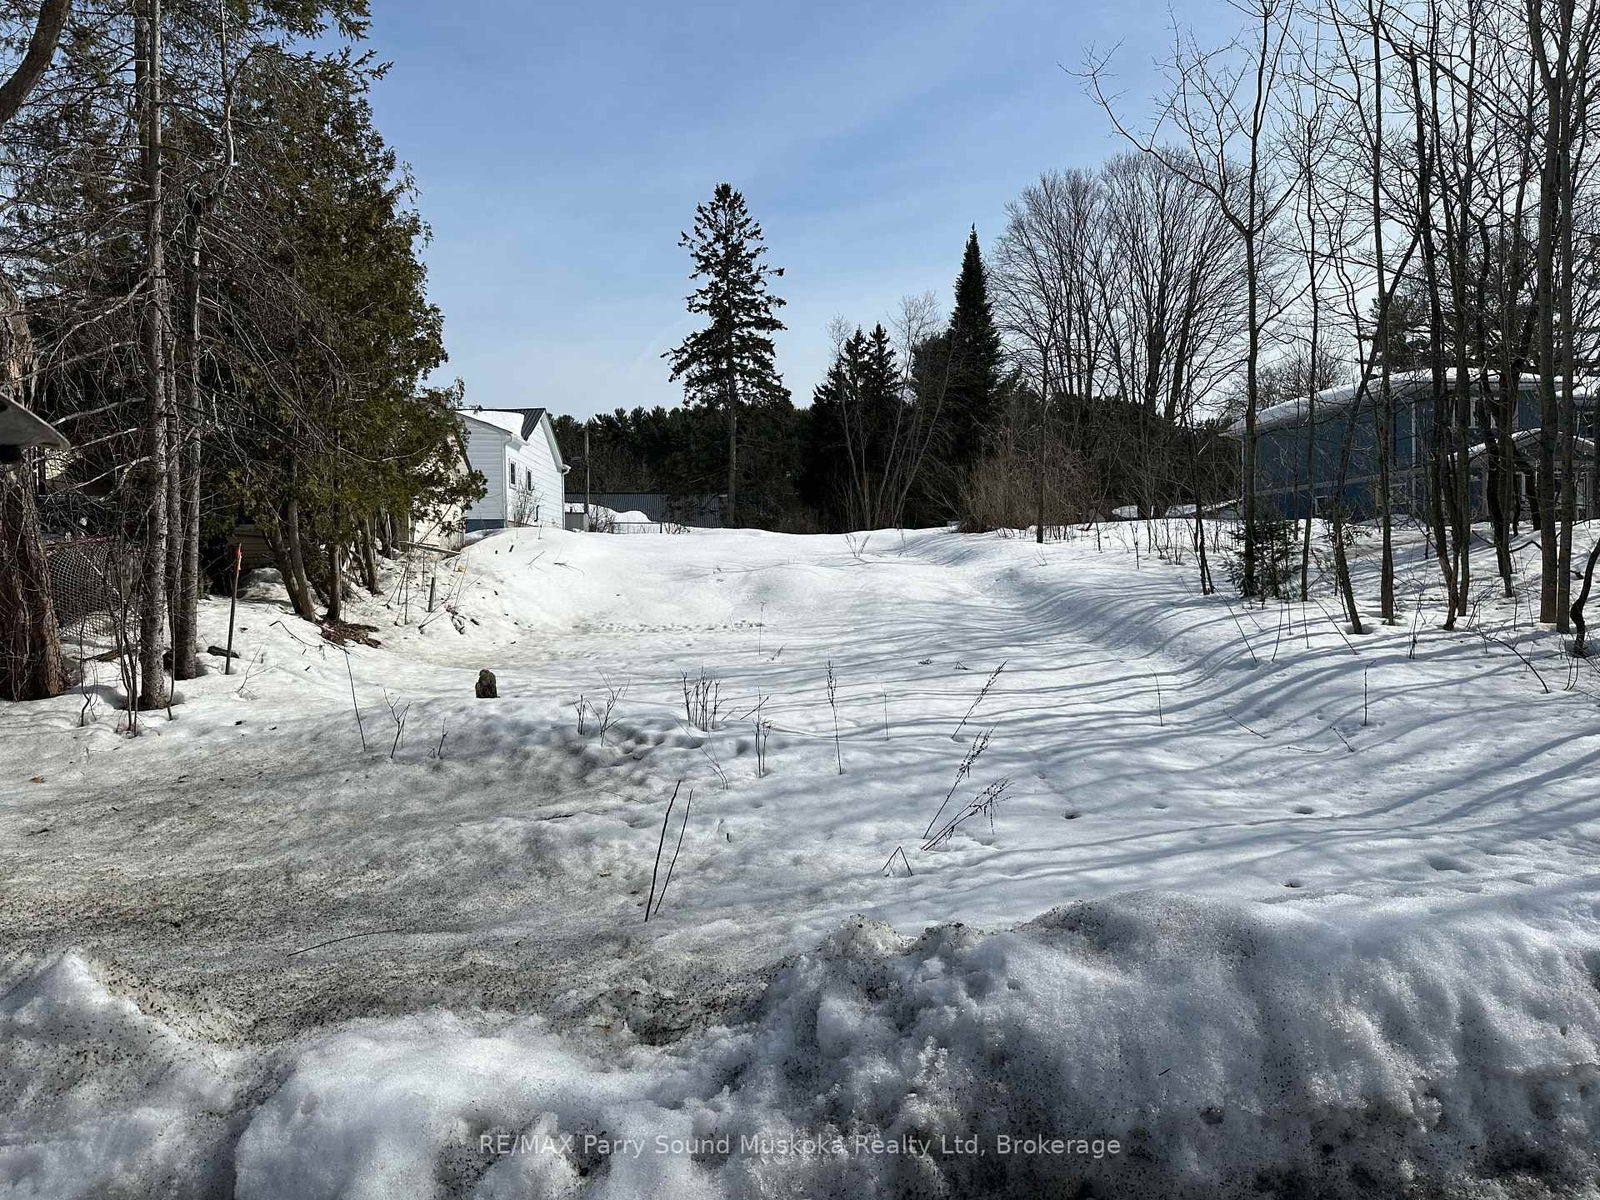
[6,521,1600,1197]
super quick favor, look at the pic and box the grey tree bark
[136,0,172,710]
[0,0,76,701]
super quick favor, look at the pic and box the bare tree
[0,0,74,702]
[1088,0,1302,596]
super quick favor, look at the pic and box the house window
[509,462,517,487]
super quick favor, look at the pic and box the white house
[458,406,568,533]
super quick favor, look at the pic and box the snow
[460,408,526,439]
[6,520,1600,1196]
[563,503,655,527]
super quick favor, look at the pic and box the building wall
[463,421,509,527]
[508,420,565,529]
[463,414,565,531]
[412,498,467,550]
[1252,381,1577,521]
[1255,392,1416,519]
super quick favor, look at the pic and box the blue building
[1236,371,1597,522]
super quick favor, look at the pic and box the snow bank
[232,1013,701,1200]
[11,523,1600,1196]
[0,953,241,1197]
[9,894,1600,1198]
[712,893,1600,1197]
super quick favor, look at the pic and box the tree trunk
[1372,15,1396,623]
[136,0,170,711]
[360,519,379,594]
[283,497,314,619]
[259,511,313,621]
[1532,24,1563,623]
[1556,100,1578,633]
[171,206,205,680]
[1333,510,1364,635]
[1242,229,1259,598]
[0,465,65,701]
[725,382,738,528]
[1572,537,1600,656]
[1415,111,1461,625]
[0,269,64,702]
[164,346,183,673]
[1036,362,1049,544]
[0,0,71,703]
[1477,366,1513,597]
[325,539,342,622]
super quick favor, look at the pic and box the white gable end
[459,409,566,531]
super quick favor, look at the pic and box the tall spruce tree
[663,183,787,526]
[800,331,863,529]
[943,226,1003,467]
[800,323,903,531]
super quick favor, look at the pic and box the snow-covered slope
[4,522,1600,1197]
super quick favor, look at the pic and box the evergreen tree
[663,183,788,526]
[219,47,476,620]
[799,323,903,530]
[858,324,901,463]
[799,333,861,528]
[943,226,1003,466]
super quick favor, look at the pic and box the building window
[509,462,517,487]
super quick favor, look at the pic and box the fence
[562,492,723,528]
[609,521,690,535]
[45,536,134,659]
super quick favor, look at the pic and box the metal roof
[465,406,547,441]
[1236,370,1597,437]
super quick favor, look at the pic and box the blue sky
[361,0,1186,419]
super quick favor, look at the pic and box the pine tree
[859,323,901,463]
[799,323,905,531]
[943,226,1003,466]
[663,183,787,527]
[799,332,862,529]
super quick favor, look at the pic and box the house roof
[464,406,547,441]
[1237,370,1599,437]
[1241,371,1438,436]
[1467,429,1596,463]
[458,405,567,475]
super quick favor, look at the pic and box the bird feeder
[0,396,67,464]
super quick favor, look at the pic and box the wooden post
[224,543,240,674]
[583,420,591,530]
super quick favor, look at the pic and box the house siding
[1247,378,1594,521]
[463,421,510,527]
[506,429,563,528]
[461,411,566,531]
